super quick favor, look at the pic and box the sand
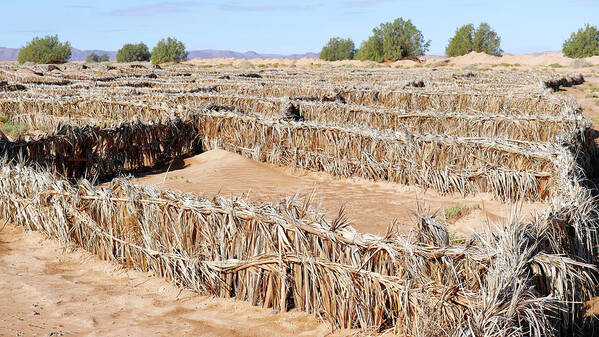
[132,149,546,236]
[2,53,597,335]
[0,224,348,337]
[185,51,599,70]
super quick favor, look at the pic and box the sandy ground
[2,52,598,335]
[0,224,349,337]
[132,149,545,236]
[562,74,599,128]
[184,51,599,71]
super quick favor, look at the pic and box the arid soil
[0,224,348,337]
[132,149,545,236]
[563,75,599,128]
[185,51,599,70]
[2,53,598,335]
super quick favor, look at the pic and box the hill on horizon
[0,46,319,62]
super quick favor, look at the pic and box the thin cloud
[344,0,394,8]
[105,1,201,16]
[218,2,313,12]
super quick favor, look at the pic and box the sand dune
[186,51,599,69]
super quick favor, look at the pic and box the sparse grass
[449,232,466,245]
[570,58,593,68]
[238,60,254,69]
[39,125,52,133]
[462,64,479,71]
[430,60,449,68]
[549,63,563,68]
[257,64,267,68]
[0,121,27,137]
[444,204,481,222]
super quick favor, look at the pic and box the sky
[1,0,597,55]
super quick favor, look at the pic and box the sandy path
[563,75,599,128]
[0,224,347,337]
[132,149,545,236]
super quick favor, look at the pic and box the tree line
[320,19,599,61]
[17,36,187,65]
[15,21,599,65]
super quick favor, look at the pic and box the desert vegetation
[116,42,151,62]
[151,37,187,64]
[563,24,599,58]
[446,22,503,57]
[0,60,596,336]
[17,35,71,64]
[85,53,109,63]
[319,37,355,61]
[355,17,430,62]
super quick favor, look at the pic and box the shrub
[445,23,502,57]
[0,121,27,138]
[444,204,480,221]
[116,42,151,63]
[563,24,599,58]
[238,60,254,69]
[445,24,475,57]
[570,58,593,68]
[319,37,356,61]
[17,35,71,64]
[86,53,109,63]
[151,37,187,64]
[355,18,430,62]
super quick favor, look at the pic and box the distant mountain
[70,48,117,61]
[184,50,319,60]
[0,47,20,61]
[0,46,319,61]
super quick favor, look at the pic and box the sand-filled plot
[0,62,597,336]
[133,149,545,236]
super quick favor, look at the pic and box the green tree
[17,35,71,64]
[445,24,475,57]
[472,23,502,56]
[86,53,109,63]
[355,18,430,62]
[116,42,151,63]
[151,37,187,64]
[445,23,502,57]
[319,37,355,61]
[562,24,599,58]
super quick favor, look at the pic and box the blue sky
[1,0,597,55]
